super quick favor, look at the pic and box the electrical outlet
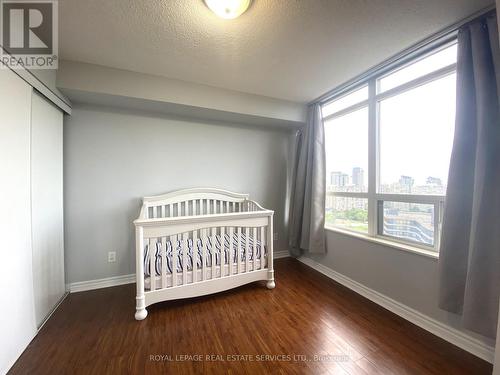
[108,251,116,263]
[273,233,278,241]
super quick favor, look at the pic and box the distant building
[426,176,442,185]
[331,171,349,187]
[399,175,414,193]
[352,167,364,188]
[399,175,414,187]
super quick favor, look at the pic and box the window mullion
[367,79,377,236]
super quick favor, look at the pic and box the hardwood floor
[9,258,492,374]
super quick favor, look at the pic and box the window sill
[324,226,439,260]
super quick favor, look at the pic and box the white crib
[134,188,275,320]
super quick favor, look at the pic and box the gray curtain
[438,13,500,339]
[289,103,326,256]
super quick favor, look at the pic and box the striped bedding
[144,233,265,277]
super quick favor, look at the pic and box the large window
[323,42,457,252]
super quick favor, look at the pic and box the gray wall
[305,230,495,347]
[64,105,293,284]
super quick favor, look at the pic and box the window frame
[322,40,457,253]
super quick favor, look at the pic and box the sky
[323,44,457,188]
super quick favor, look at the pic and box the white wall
[0,69,37,374]
[64,105,293,284]
[31,92,65,327]
[304,230,495,355]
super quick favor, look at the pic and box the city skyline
[327,166,446,195]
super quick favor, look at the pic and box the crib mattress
[144,233,265,276]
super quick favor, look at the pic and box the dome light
[204,0,251,19]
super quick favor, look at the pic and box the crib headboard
[141,188,251,219]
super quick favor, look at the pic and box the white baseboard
[274,250,290,259]
[69,274,136,293]
[69,251,290,293]
[298,256,495,364]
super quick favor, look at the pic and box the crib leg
[135,296,148,320]
[266,270,275,289]
[266,214,275,289]
[135,225,148,320]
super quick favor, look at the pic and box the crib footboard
[134,211,274,320]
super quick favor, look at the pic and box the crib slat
[252,227,257,271]
[202,228,206,281]
[192,230,197,283]
[161,237,167,288]
[172,234,177,286]
[260,226,265,269]
[220,226,225,277]
[150,239,156,291]
[229,227,234,276]
[237,227,241,274]
[210,227,216,278]
[182,232,188,285]
[245,227,249,273]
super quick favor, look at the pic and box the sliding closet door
[0,68,37,374]
[31,91,65,327]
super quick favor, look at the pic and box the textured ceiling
[59,0,493,102]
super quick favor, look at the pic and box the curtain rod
[310,4,496,105]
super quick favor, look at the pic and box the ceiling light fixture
[204,0,251,19]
